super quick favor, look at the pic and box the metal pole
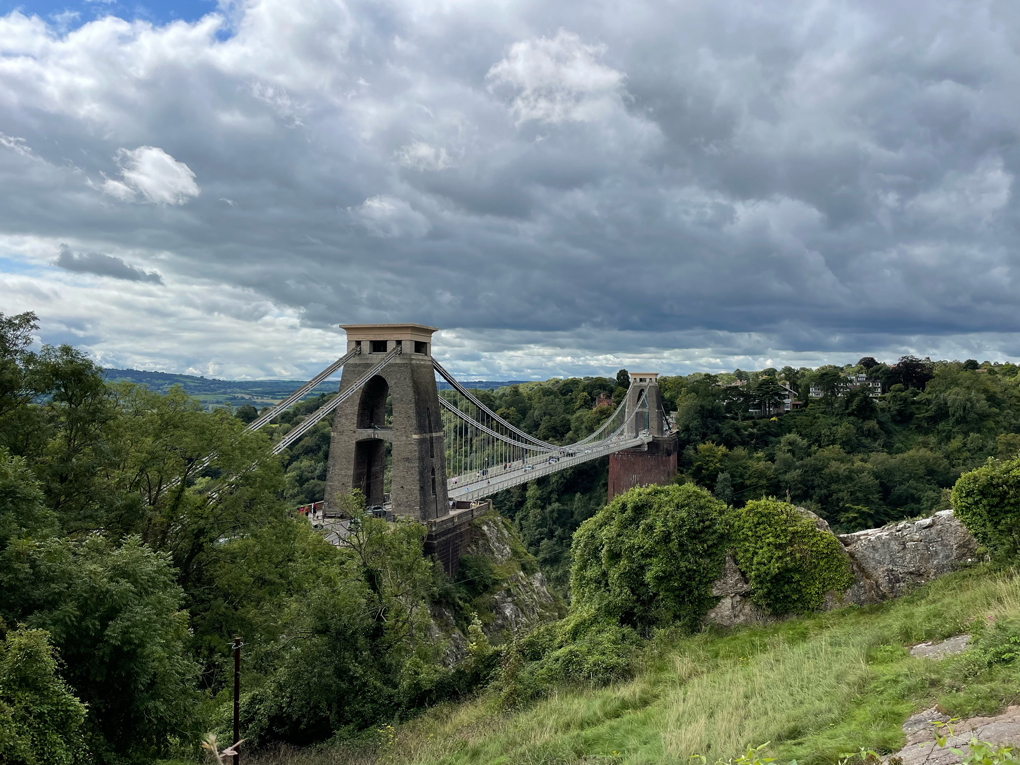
[233,636,242,765]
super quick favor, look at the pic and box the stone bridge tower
[624,372,666,437]
[609,372,678,501]
[323,324,449,522]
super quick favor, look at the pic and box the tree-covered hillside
[268,358,1020,594]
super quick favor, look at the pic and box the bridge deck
[447,434,652,501]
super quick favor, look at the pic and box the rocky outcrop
[706,509,981,628]
[705,554,772,628]
[464,515,560,640]
[427,512,562,660]
[837,509,980,606]
[428,605,469,667]
[887,706,1020,765]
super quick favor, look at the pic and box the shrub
[570,483,729,631]
[731,498,853,615]
[951,456,1020,558]
[536,621,637,686]
[492,615,638,710]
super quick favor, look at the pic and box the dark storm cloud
[55,245,164,284]
[0,0,1017,377]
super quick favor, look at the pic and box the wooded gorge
[3,308,1020,764]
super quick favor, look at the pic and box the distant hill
[103,368,339,410]
[103,368,528,409]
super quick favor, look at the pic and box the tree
[0,624,87,765]
[812,366,844,408]
[857,357,879,370]
[714,472,734,504]
[615,369,629,389]
[0,536,201,763]
[962,359,980,371]
[0,449,56,548]
[235,403,259,424]
[0,312,40,423]
[889,355,934,390]
[751,376,785,417]
[780,366,800,389]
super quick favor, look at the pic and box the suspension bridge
[240,324,677,571]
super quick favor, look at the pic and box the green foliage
[952,456,1020,558]
[0,536,201,763]
[0,623,87,765]
[731,498,854,615]
[570,483,728,631]
[239,499,445,746]
[491,613,639,710]
[0,449,55,547]
[970,615,1020,668]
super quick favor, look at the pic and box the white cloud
[396,141,452,171]
[102,147,200,205]
[486,30,626,125]
[0,132,33,158]
[348,195,431,238]
[0,1,1017,379]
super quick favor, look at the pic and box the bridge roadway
[446,432,653,502]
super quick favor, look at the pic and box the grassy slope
[246,565,1020,765]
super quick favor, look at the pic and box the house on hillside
[722,380,803,417]
[748,383,803,417]
[594,392,614,408]
[810,373,883,399]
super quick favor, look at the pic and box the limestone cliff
[708,508,981,628]
[428,511,565,666]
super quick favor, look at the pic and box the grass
[214,565,1020,765]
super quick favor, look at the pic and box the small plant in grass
[690,741,779,765]
[970,615,1020,667]
[923,720,1019,765]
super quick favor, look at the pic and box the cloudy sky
[0,0,1017,381]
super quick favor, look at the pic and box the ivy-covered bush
[570,483,729,631]
[951,456,1020,558]
[731,498,853,615]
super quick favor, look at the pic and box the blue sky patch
[4,0,219,32]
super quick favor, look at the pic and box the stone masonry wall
[607,436,679,501]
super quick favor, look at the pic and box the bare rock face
[464,514,559,641]
[837,510,980,606]
[488,571,558,637]
[471,517,513,564]
[888,706,1020,765]
[705,554,773,628]
[428,606,468,667]
[705,509,980,627]
[909,634,971,658]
